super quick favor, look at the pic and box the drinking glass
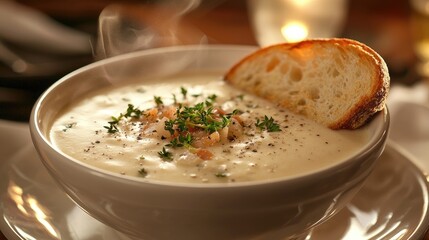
[410,0,429,77]
[247,0,348,46]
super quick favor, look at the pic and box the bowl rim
[30,44,390,189]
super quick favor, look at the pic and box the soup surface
[50,73,370,183]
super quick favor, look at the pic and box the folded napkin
[387,82,429,171]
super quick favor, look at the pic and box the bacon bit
[195,148,214,160]
[192,131,220,148]
[213,107,226,115]
[144,108,158,122]
[232,115,244,125]
[161,106,177,119]
[170,131,179,139]
[187,126,199,133]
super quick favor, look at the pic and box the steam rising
[96,0,206,59]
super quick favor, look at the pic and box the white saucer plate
[0,125,428,239]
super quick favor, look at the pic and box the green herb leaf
[154,96,163,106]
[138,168,148,177]
[255,115,281,132]
[162,99,237,136]
[172,94,178,105]
[207,94,217,102]
[104,115,123,133]
[180,86,188,99]
[166,132,193,149]
[124,104,142,118]
[158,147,173,161]
[104,104,144,133]
[166,138,182,148]
[62,122,77,132]
[164,119,176,135]
[179,133,193,146]
[215,172,228,178]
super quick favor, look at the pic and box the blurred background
[0,0,425,122]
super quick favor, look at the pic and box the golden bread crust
[224,38,390,129]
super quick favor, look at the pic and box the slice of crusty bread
[224,38,390,129]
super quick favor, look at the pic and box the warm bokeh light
[290,0,313,8]
[27,197,60,238]
[8,182,29,216]
[281,21,309,42]
[7,181,60,239]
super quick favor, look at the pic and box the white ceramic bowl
[30,45,389,240]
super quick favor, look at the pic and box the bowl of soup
[30,45,389,239]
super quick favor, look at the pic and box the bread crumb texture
[225,38,390,129]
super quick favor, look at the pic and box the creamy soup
[50,73,370,183]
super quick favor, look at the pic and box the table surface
[1,0,428,239]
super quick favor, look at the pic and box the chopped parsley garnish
[255,115,281,132]
[104,115,121,133]
[164,119,176,135]
[172,94,178,105]
[166,133,193,148]
[104,104,142,133]
[205,94,217,107]
[62,122,77,132]
[180,86,188,99]
[215,172,228,178]
[124,104,142,118]
[159,94,238,161]
[207,94,217,103]
[138,168,148,177]
[154,96,163,106]
[158,147,173,161]
[167,102,235,134]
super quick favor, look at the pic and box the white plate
[0,122,428,240]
